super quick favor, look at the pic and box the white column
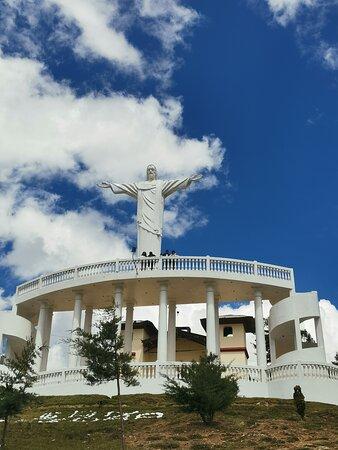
[35,302,48,372]
[40,306,53,372]
[206,283,217,355]
[68,292,83,367]
[81,306,93,366]
[294,318,303,351]
[315,317,325,348]
[254,290,267,367]
[167,302,176,361]
[214,298,220,356]
[269,334,276,364]
[157,282,168,362]
[114,284,124,333]
[83,307,93,334]
[124,303,134,353]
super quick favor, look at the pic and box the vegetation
[293,385,306,420]
[0,338,38,448]
[332,352,338,366]
[0,394,336,449]
[68,308,139,450]
[164,354,238,424]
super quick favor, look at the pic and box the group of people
[139,249,177,270]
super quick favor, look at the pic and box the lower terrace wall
[29,363,338,405]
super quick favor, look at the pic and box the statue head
[146,164,157,181]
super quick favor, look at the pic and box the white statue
[98,165,202,256]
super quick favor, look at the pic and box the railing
[301,363,338,380]
[35,363,264,386]
[36,362,338,386]
[34,362,338,388]
[266,362,338,381]
[16,256,294,296]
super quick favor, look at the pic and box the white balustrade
[17,256,293,296]
[42,269,76,287]
[301,363,338,380]
[266,364,298,381]
[224,366,263,382]
[34,362,338,388]
[256,264,291,280]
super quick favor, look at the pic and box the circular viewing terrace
[15,255,294,321]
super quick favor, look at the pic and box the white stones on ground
[36,410,164,423]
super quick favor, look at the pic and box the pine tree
[164,354,238,425]
[0,338,38,448]
[68,308,139,450]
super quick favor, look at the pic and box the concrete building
[1,166,337,404]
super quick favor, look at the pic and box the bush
[164,354,239,424]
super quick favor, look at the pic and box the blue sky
[0,1,338,361]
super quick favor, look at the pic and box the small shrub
[164,354,238,425]
[293,385,306,420]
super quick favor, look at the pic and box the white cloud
[137,0,199,50]
[267,0,316,25]
[0,0,200,80]
[0,288,15,311]
[0,186,131,279]
[0,53,223,279]
[0,54,223,189]
[164,204,208,239]
[46,0,143,71]
[322,46,338,70]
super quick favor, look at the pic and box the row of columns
[34,284,268,371]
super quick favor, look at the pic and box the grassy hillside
[2,394,337,449]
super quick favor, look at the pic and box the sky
[0,0,337,366]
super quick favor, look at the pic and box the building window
[223,326,233,337]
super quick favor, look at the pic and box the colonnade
[33,283,268,371]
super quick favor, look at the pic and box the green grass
[0,394,337,449]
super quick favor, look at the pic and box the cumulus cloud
[0,186,131,279]
[46,0,143,71]
[0,288,15,311]
[0,0,200,80]
[266,0,316,25]
[0,53,223,279]
[0,54,223,188]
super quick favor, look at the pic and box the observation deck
[15,255,295,320]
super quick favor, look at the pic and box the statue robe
[110,177,194,256]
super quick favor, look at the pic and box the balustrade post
[206,255,210,271]
[254,261,258,276]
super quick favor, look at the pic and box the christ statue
[98,165,202,257]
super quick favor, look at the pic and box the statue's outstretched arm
[162,174,203,198]
[97,182,138,198]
